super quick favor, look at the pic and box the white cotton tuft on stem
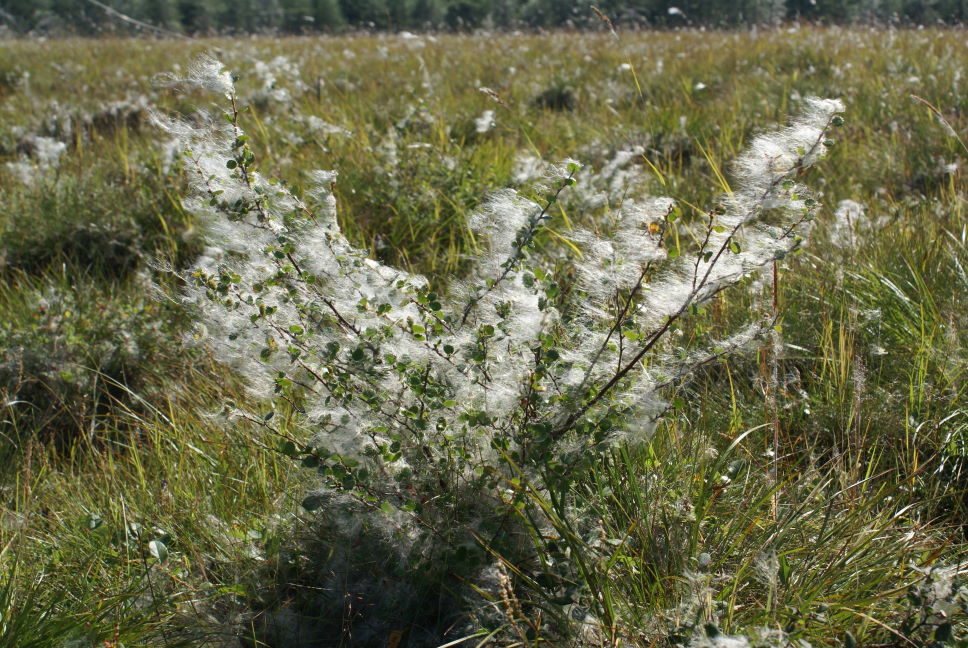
[160,58,844,625]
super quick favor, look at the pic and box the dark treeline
[1,0,966,34]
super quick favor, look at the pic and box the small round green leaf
[148,539,169,563]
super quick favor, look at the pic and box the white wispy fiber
[301,114,351,137]
[690,629,813,648]
[167,57,841,474]
[156,55,233,99]
[163,58,843,634]
[691,635,751,648]
[572,197,672,308]
[830,199,866,248]
[5,135,67,185]
[249,55,308,104]
[28,135,68,166]
[680,97,845,302]
[474,109,496,134]
[510,147,648,210]
[466,189,540,275]
[511,152,548,184]
[551,97,841,448]
[828,198,889,249]
[734,98,843,195]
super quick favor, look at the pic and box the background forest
[1,0,967,34]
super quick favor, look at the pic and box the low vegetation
[0,26,965,647]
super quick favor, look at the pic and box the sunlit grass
[0,27,964,646]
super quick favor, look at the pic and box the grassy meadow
[0,27,966,647]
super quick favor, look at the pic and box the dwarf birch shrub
[158,57,844,638]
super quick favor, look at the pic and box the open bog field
[0,27,966,647]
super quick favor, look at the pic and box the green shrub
[163,57,845,643]
[0,273,184,446]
